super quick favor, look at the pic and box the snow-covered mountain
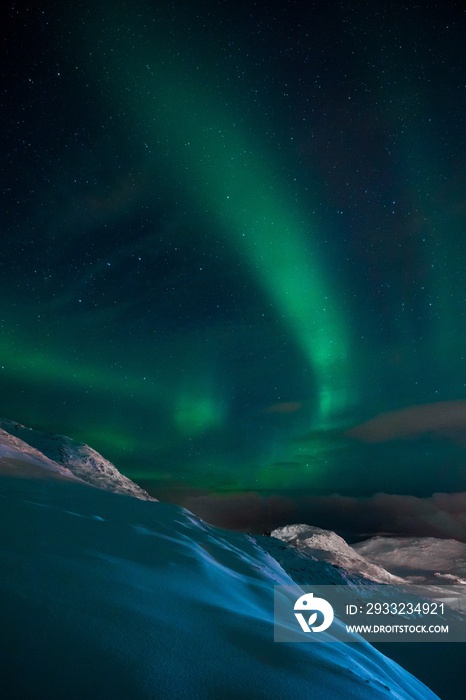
[0,417,444,699]
[254,530,374,587]
[0,418,156,501]
[0,426,85,482]
[271,523,406,584]
[353,535,466,585]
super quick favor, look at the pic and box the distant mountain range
[269,523,466,586]
[269,523,406,583]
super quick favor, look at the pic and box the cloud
[182,489,466,542]
[263,401,303,414]
[346,401,466,443]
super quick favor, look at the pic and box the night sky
[2,0,466,537]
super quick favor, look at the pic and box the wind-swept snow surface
[0,476,439,700]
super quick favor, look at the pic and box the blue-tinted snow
[0,476,439,700]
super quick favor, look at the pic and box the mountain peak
[271,522,405,584]
[0,418,156,501]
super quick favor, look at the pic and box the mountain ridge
[0,418,156,501]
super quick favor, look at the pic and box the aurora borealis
[2,1,466,535]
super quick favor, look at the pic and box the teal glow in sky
[83,2,356,427]
[2,0,466,503]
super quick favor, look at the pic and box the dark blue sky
[1,0,466,535]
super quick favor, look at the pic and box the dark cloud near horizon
[347,401,466,444]
[182,489,466,543]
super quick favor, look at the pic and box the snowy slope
[0,474,440,700]
[0,418,155,501]
[271,524,406,584]
[353,536,466,584]
[254,532,466,700]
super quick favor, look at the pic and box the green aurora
[1,0,466,500]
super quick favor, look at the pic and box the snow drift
[0,419,441,698]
